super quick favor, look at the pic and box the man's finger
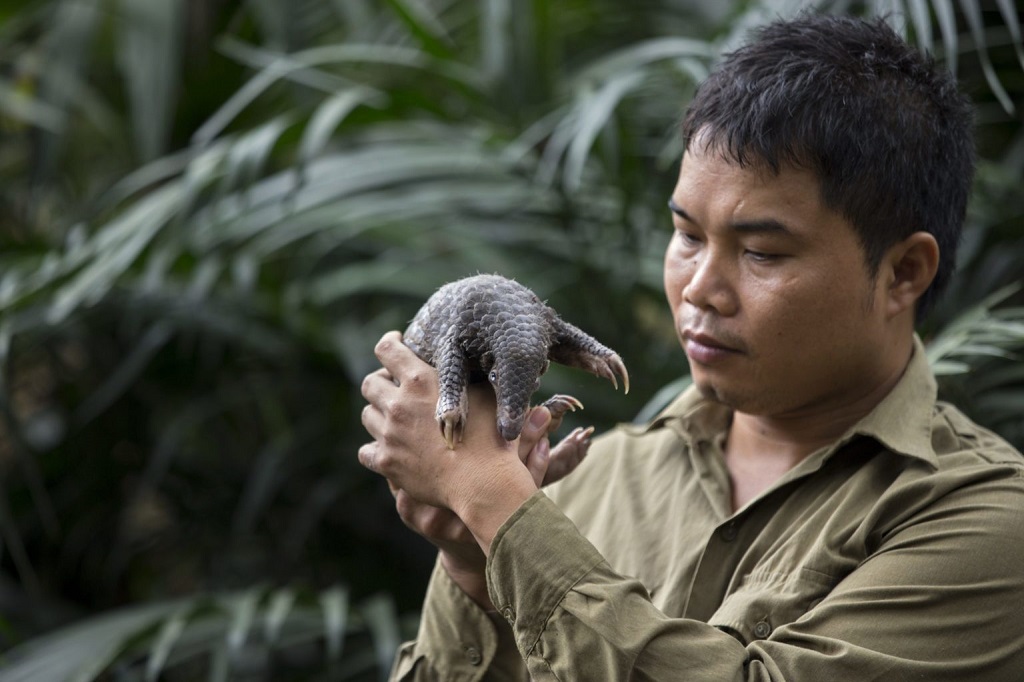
[373,330,405,362]
[374,331,430,380]
[357,442,381,475]
[524,438,551,487]
[518,406,552,464]
[542,426,595,485]
[361,367,396,403]
[360,402,387,442]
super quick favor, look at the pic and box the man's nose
[682,249,738,316]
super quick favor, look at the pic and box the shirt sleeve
[389,558,528,681]
[485,483,1024,681]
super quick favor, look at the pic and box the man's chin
[692,376,764,413]
[693,378,730,406]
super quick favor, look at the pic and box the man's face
[665,144,896,418]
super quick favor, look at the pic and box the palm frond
[0,587,401,681]
[926,284,1024,373]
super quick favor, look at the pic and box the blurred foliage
[0,0,1021,679]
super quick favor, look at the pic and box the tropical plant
[0,0,1021,679]
[0,585,403,681]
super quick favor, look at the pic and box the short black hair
[681,14,976,318]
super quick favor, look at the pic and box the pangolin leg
[434,330,469,449]
[548,318,630,394]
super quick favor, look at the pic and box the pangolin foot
[540,394,584,434]
[437,409,466,450]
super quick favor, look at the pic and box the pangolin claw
[609,354,630,394]
[439,413,464,450]
[539,394,585,434]
[541,394,584,419]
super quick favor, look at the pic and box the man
[360,14,1024,681]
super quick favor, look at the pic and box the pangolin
[403,273,629,449]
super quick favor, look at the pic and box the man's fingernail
[537,438,550,459]
[529,408,548,430]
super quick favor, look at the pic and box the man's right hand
[389,404,594,609]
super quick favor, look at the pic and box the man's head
[681,14,975,318]
[665,14,975,418]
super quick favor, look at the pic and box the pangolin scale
[403,274,629,448]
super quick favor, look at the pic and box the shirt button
[719,522,738,542]
[501,606,516,625]
[464,645,482,666]
[753,620,772,639]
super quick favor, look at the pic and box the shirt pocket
[706,567,835,645]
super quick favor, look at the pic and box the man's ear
[883,231,939,319]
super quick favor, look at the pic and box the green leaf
[931,359,971,375]
[248,0,291,50]
[957,0,1016,114]
[578,37,713,82]
[383,0,455,57]
[0,602,177,682]
[115,0,183,160]
[362,594,401,676]
[298,87,387,173]
[47,183,183,324]
[320,585,350,662]
[263,587,297,644]
[0,77,64,130]
[145,608,188,682]
[195,43,484,146]
[906,0,934,51]
[480,0,512,84]
[932,0,958,75]
[218,115,295,203]
[993,0,1024,72]
[564,71,644,190]
[226,588,263,659]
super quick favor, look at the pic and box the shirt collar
[643,335,939,469]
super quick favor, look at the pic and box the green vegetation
[0,0,1021,679]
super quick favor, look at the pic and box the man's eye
[677,230,702,247]
[745,250,780,263]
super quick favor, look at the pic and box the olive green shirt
[391,340,1024,680]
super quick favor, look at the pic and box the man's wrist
[455,463,538,557]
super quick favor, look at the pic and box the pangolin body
[404,274,629,448]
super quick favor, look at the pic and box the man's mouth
[682,330,743,364]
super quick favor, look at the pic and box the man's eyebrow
[729,217,794,235]
[668,198,794,236]
[667,198,691,221]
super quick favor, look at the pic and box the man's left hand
[359,331,538,551]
